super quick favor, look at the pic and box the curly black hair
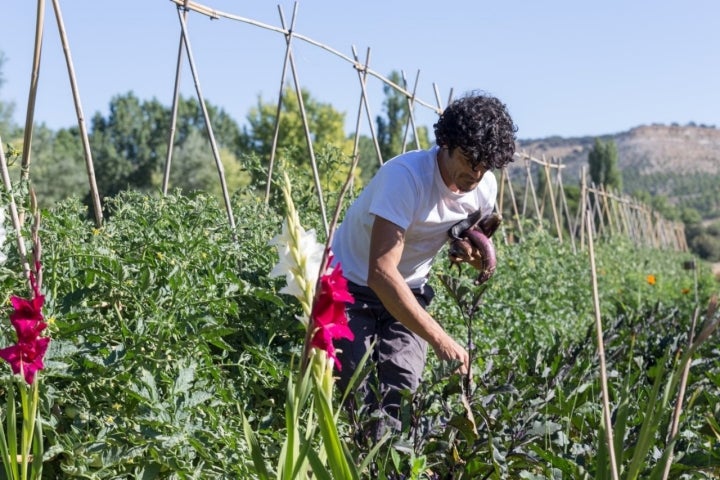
[433,91,518,170]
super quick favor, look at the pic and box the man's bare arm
[366,216,469,373]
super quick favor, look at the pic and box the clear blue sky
[1,0,718,140]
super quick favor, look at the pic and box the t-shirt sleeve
[479,171,498,218]
[367,162,418,231]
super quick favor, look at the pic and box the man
[331,91,517,434]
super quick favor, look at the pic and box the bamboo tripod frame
[3,0,686,254]
[498,155,687,253]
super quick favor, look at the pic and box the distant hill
[513,124,720,218]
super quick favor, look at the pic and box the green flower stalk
[253,172,360,479]
[0,204,47,480]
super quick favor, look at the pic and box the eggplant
[448,213,500,285]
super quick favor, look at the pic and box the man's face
[446,148,489,193]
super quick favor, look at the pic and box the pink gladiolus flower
[0,336,50,384]
[10,294,45,324]
[310,259,354,370]
[11,318,48,343]
[0,263,50,384]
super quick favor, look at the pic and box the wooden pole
[400,69,421,152]
[162,1,190,196]
[0,139,31,282]
[578,167,587,250]
[351,46,383,166]
[525,159,543,229]
[51,0,104,227]
[503,166,523,239]
[176,6,237,237]
[20,0,45,186]
[543,156,563,242]
[263,3,297,204]
[555,157,576,253]
[279,7,329,235]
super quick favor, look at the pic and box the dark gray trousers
[335,281,434,432]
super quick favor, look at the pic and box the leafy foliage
[0,181,716,478]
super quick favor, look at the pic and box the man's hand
[449,237,486,271]
[432,334,469,374]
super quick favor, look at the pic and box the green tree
[0,52,19,139]
[89,92,243,200]
[30,126,88,206]
[588,137,622,191]
[242,86,351,165]
[603,139,622,191]
[375,71,430,162]
[240,86,357,202]
[165,128,249,197]
[90,92,169,198]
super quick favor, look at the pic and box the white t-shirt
[332,146,497,289]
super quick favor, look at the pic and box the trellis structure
[2,0,686,255]
[497,155,687,253]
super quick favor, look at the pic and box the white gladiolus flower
[268,220,324,302]
[268,173,326,322]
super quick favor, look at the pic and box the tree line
[1,53,718,261]
[0,58,428,212]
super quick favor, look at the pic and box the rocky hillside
[512,124,720,219]
[514,124,720,183]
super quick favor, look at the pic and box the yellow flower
[646,274,656,286]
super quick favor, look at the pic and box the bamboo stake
[502,166,523,239]
[661,303,698,480]
[169,1,447,115]
[542,156,563,242]
[400,69,421,153]
[432,83,444,112]
[348,47,370,193]
[51,0,103,227]
[555,157,576,253]
[263,3,297,204]
[162,1,190,196]
[278,6,329,236]
[0,138,31,282]
[351,45,383,166]
[599,184,615,237]
[645,207,659,248]
[497,167,506,244]
[537,158,548,219]
[20,0,45,187]
[586,214,620,480]
[578,167,587,250]
[524,159,542,229]
[619,192,632,238]
[521,160,530,217]
[589,184,605,238]
[176,7,237,237]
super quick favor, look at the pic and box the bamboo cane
[161,1,189,197]
[263,3,297,204]
[351,46,383,166]
[278,6,329,236]
[51,0,103,227]
[176,7,237,238]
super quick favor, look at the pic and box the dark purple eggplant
[448,213,501,285]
